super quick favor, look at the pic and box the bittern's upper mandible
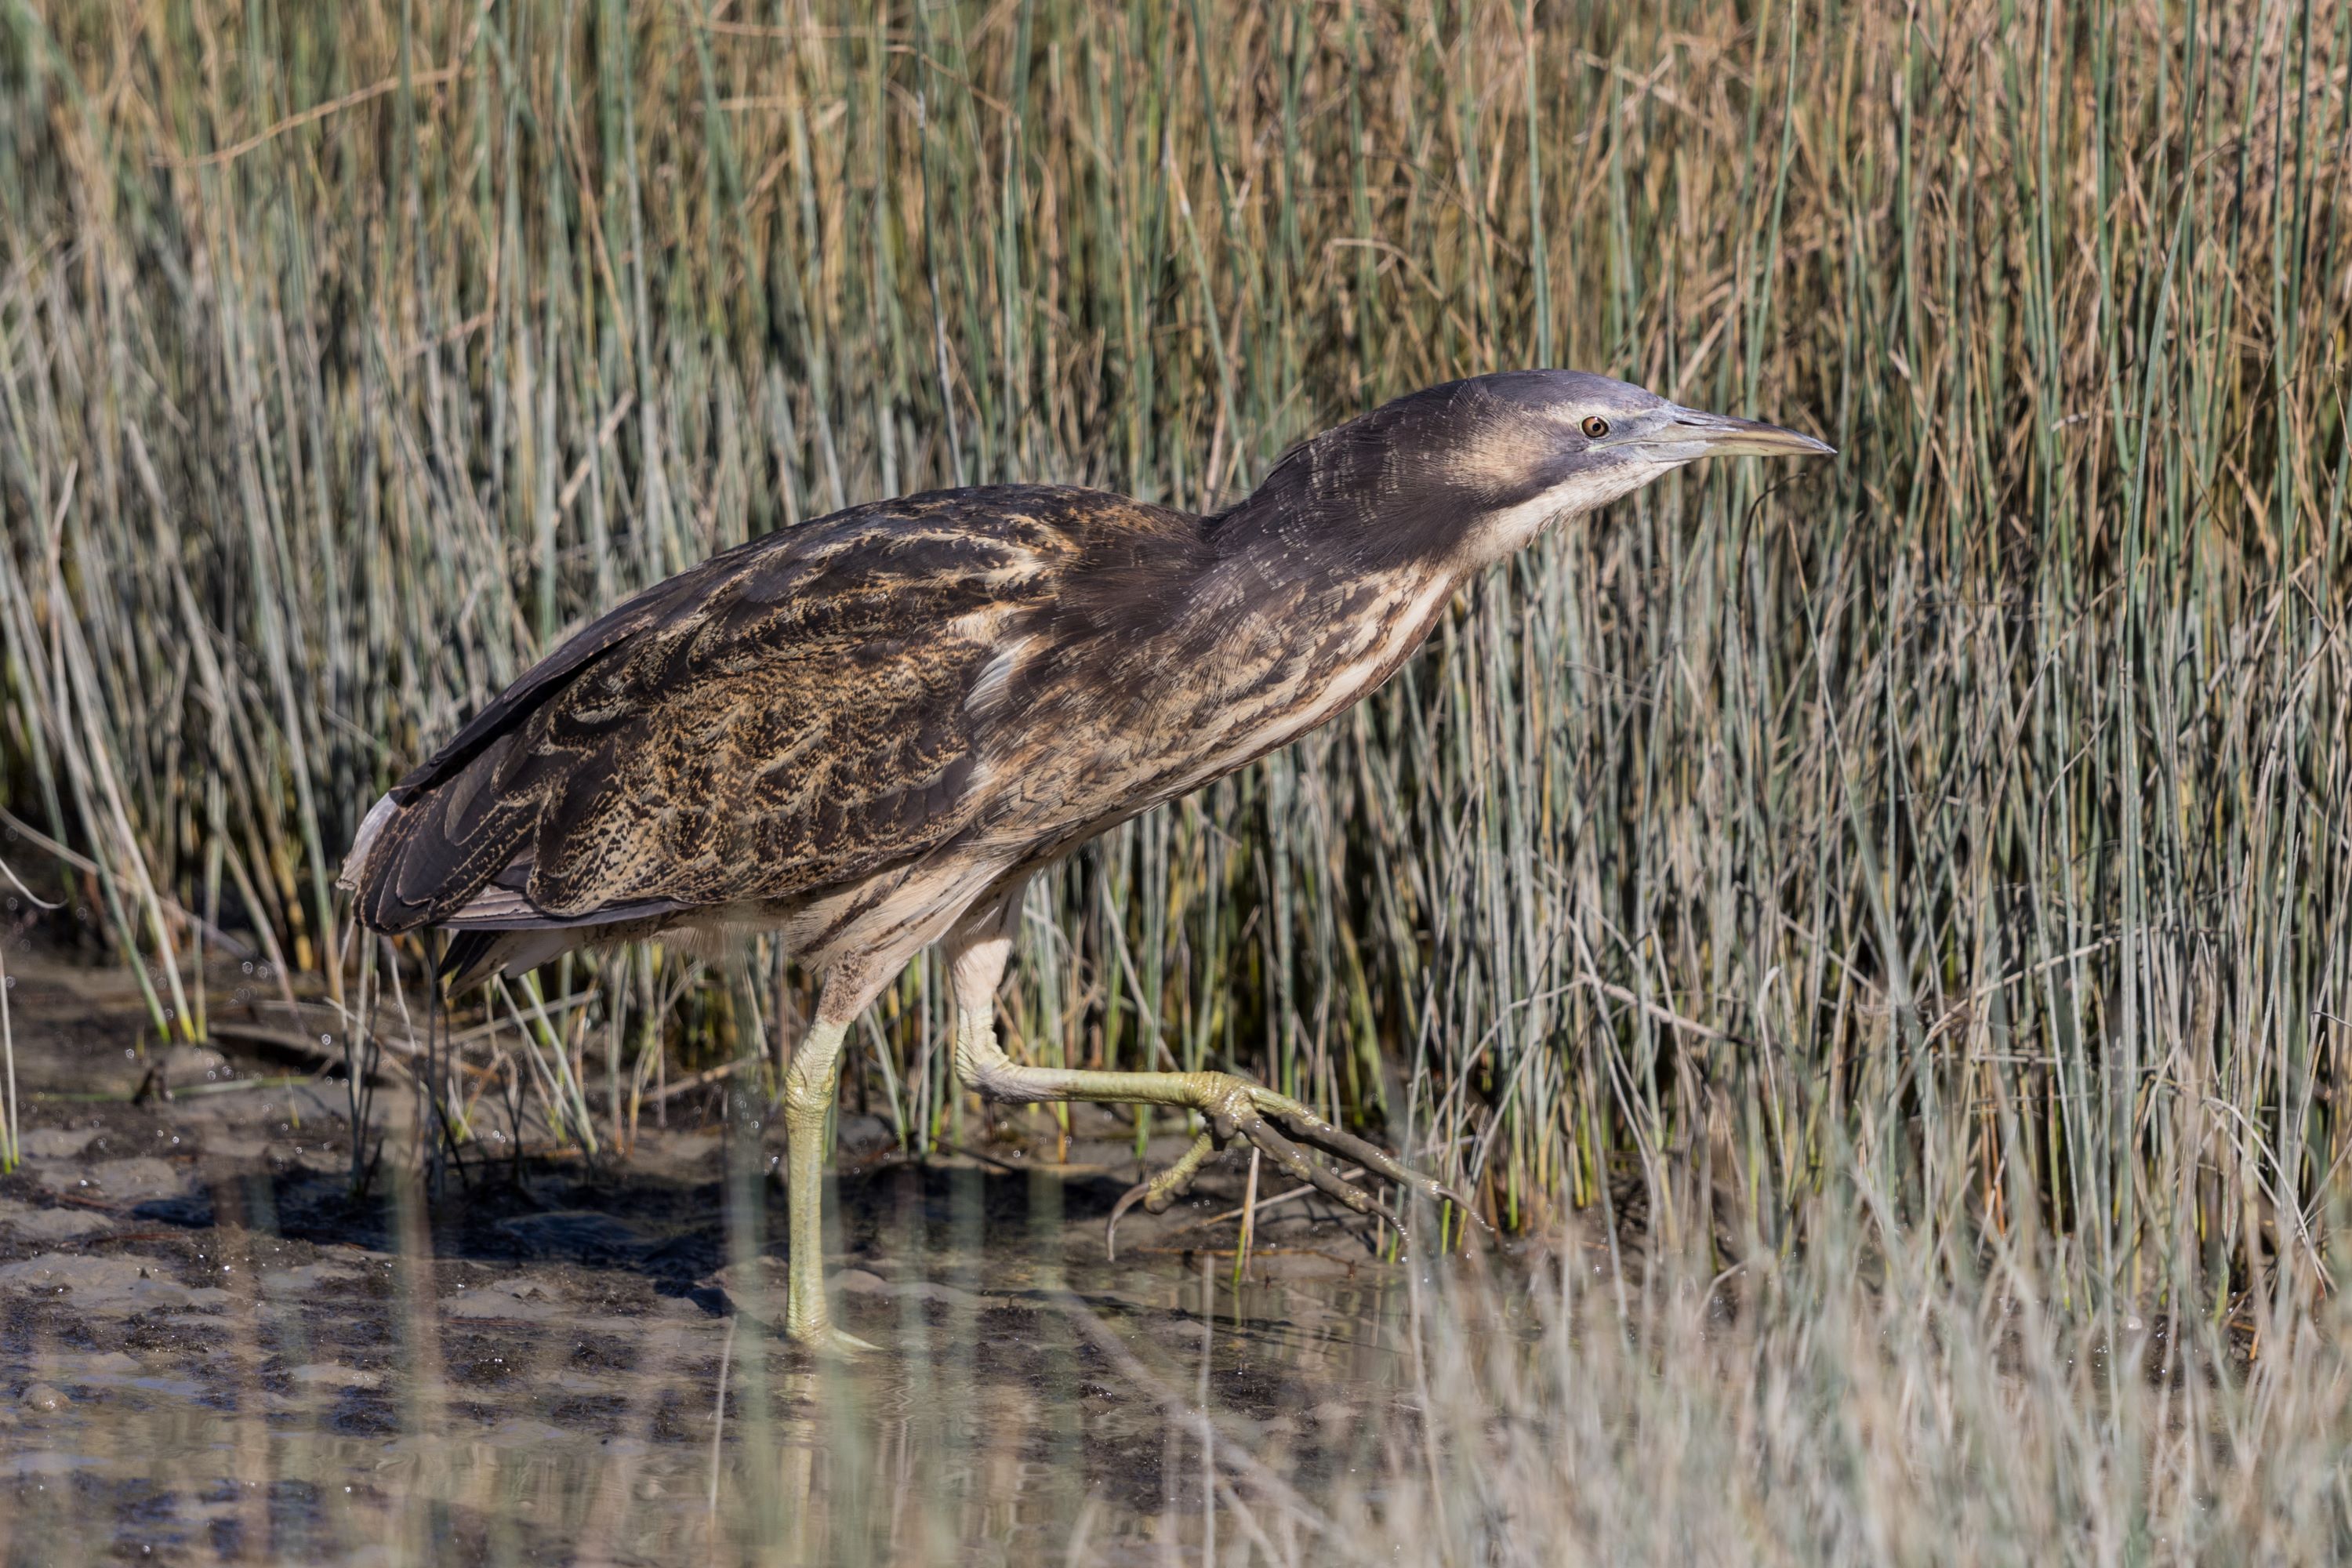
[341,369,1832,1352]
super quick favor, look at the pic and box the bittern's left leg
[942,890,1467,1254]
[779,963,887,1356]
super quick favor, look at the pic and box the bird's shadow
[133,1145,1156,1313]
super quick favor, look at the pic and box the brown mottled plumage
[341,370,1831,1351]
[350,490,1116,978]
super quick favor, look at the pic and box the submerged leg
[942,891,1470,1258]
[779,965,885,1355]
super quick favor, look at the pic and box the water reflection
[0,1149,1444,1565]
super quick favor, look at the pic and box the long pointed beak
[1650,406,1836,459]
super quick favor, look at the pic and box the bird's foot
[787,1318,879,1359]
[1105,1074,1480,1260]
[1214,1076,1479,1233]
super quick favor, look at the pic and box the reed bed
[2,0,2349,1414]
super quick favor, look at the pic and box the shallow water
[0,961,1458,1565]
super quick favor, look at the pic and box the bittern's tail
[437,931,501,993]
[436,928,586,994]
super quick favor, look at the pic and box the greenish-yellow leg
[944,914,1468,1256]
[779,1012,875,1355]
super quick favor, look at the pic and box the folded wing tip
[337,792,401,895]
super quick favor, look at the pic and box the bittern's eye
[1581,416,1610,439]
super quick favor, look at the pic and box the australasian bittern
[341,370,1831,1352]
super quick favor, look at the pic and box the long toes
[1278,1111,1416,1184]
[1238,1112,1383,1221]
[793,1323,879,1359]
[1250,1094,1486,1225]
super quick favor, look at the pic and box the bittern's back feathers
[343,485,1208,939]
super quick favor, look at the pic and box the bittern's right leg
[942,891,1466,1255]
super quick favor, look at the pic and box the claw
[1106,1131,1217,1261]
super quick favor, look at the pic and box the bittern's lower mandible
[342,371,1832,1352]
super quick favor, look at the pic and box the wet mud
[0,955,1471,1564]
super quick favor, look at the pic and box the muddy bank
[0,955,1479,1565]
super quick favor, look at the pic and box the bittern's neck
[1207,433,1592,583]
[1207,488,1484,584]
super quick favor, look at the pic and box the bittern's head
[1227,368,1833,574]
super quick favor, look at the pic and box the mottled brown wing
[344,489,1091,935]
